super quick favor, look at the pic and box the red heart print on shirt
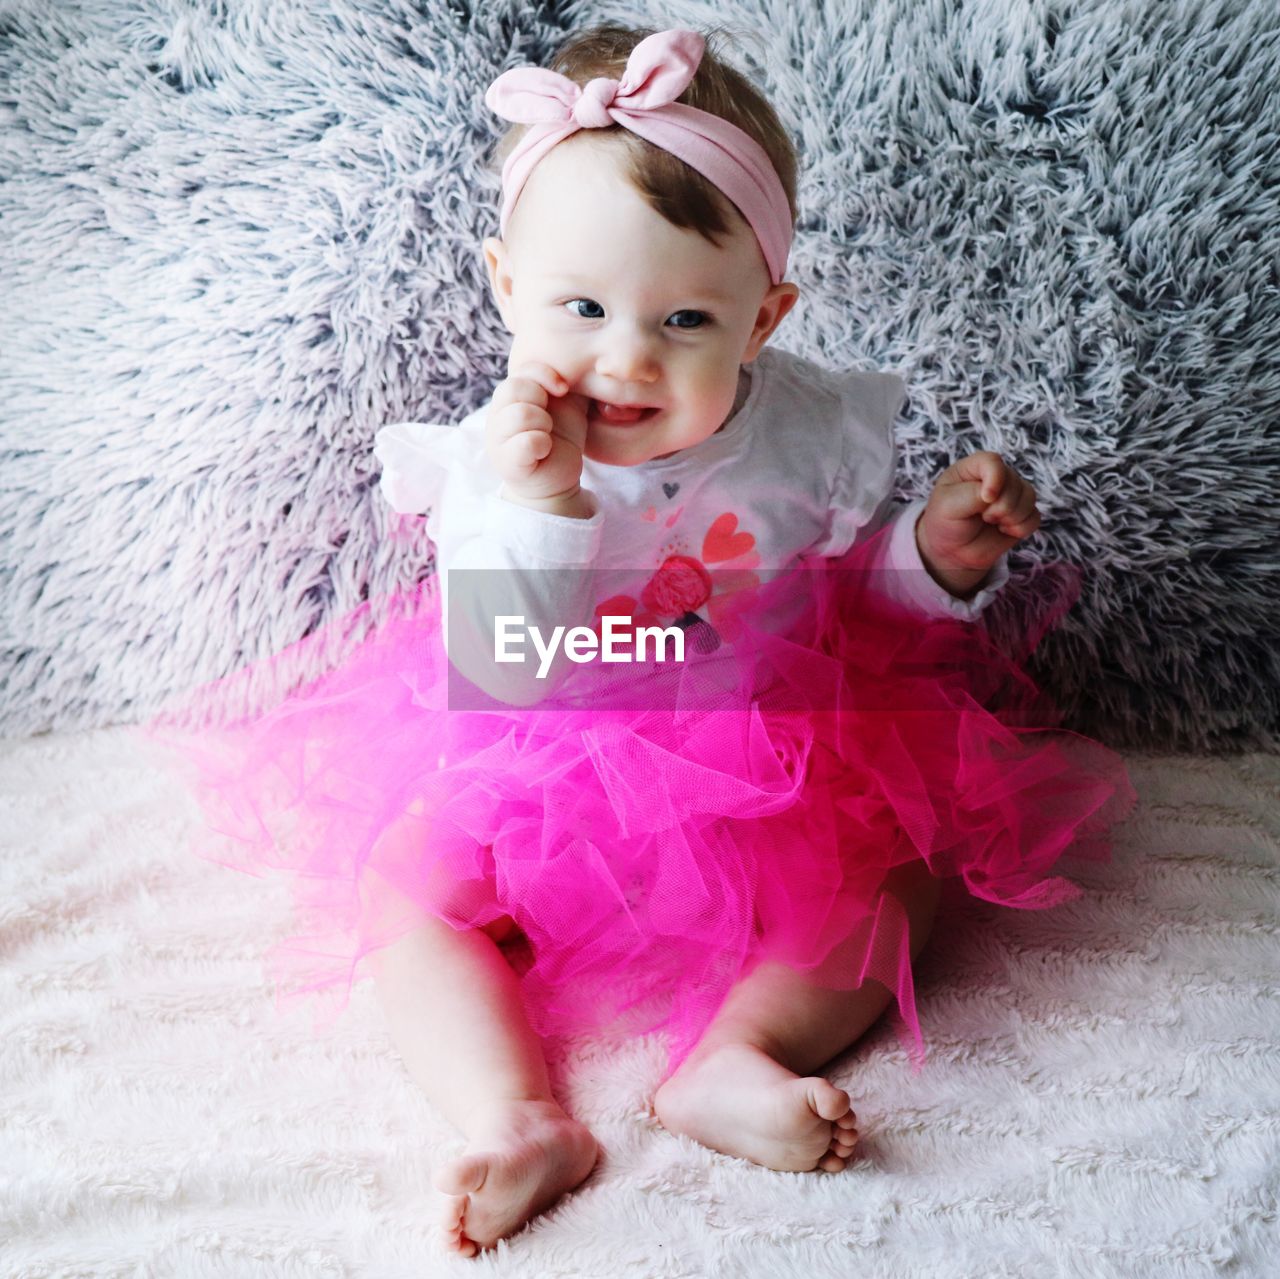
[702,513,756,565]
[593,510,762,646]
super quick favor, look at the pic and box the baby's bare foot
[653,1041,859,1173]
[433,1099,599,1257]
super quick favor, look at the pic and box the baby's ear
[743,281,800,362]
[482,236,515,330]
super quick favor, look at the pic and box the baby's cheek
[507,333,541,369]
[511,334,581,384]
[706,373,741,422]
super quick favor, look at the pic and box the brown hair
[489,24,798,247]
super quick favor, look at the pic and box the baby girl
[365,23,1053,1259]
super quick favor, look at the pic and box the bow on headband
[485,29,792,284]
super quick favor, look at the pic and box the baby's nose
[596,331,659,382]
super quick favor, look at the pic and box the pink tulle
[138,522,1137,1080]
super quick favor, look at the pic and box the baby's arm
[375,389,604,704]
[914,451,1041,600]
[819,372,1015,621]
[437,363,607,705]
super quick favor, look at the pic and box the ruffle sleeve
[372,420,466,519]
[807,370,1011,621]
[807,371,908,559]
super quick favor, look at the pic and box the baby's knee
[368,821,519,944]
[431,877,520,944]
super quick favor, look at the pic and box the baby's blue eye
[667,310,708,329]
[563,300,710,328]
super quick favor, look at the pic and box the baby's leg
[653,858,942,1172]
[369,908,598,1257]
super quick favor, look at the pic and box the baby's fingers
[1010,506,1042,537]
[945,451,1007,502]
[485,400,552,477]
[984,477,1038,529]
[490,375,546,414]
[517,360,569,398]
[998,496,1041,537]
[493,362,569,411]
[494,424,553,478]
[488,399,553,448]
[928,477,989,524]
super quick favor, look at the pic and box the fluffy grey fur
[1,0,1277,750]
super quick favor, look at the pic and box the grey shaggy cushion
[1,0,1277,751]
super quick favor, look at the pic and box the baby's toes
[437,1192,478,1257]
[826,1110,859,1167]
[434,1153,487,1199]
[450,1232,479,1259]
[438,1192,464,1234]
[808,1079,852,1124]
[830,1129,858,1158]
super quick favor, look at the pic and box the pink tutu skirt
[139,523,1136,1080]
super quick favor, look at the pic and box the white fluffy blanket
[2,730,1276,1277]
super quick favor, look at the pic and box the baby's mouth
[590,399,659,425]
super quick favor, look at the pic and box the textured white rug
[2,729,1277,1277]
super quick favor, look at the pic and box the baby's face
[484,136,798,466]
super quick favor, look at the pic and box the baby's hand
[916,451,1041,597]
[485,361,589,506]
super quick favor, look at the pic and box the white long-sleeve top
[373,347,1009,705]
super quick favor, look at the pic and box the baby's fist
[917,451,1040,595]
[485,362,589,504]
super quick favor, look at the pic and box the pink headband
[484,29,793,285]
